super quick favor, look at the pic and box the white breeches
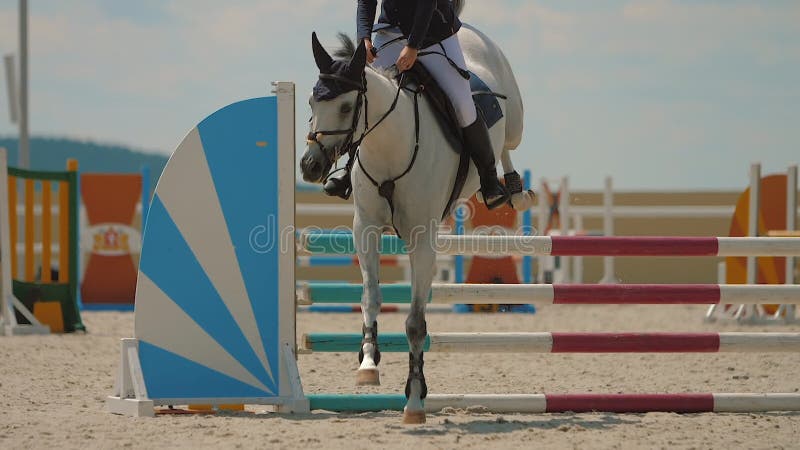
[372,27,477,127]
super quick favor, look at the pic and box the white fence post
[600,176,616,283]
[559,176,570,283]
[785,165,797,319]
[573,213,584,283]
[537,178,548,283]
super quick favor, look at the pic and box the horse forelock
[313,59,359,101]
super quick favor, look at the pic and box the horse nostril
[302,156,321,176]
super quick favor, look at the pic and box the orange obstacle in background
[463,196,521,312]
[727,174,788,314]
[80,173,143,308]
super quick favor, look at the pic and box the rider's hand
[364,39,376,64]
[396,46,418,72]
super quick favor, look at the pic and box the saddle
[402,63,504,148]
[399,62,506,219]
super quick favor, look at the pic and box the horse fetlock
[356,321,381,386]
[404,352,428,400]
[358,321,381,365]
[509,189,535,211]
[358,343,378,369]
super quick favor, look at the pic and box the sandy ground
[2,304,800,450]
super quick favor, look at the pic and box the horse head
[300,32,367,183]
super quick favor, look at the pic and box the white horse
[301,11,529,424]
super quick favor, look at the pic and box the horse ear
[347,39,367,78]
[312,32,334,73]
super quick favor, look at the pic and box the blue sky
[0,0,798,189]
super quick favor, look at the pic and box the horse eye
[340,103,352,114]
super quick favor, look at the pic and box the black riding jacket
[357,0,461,50]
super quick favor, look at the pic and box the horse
[300,10,528,424]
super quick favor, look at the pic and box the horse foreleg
[354,218,383,386]
[500,149,535,211]
[403,238,436,424]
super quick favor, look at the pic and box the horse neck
[359,68,416,180]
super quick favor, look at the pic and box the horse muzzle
[300,144,331,183]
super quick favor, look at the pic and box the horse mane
[332,32,356,59]
[453,0,465,17]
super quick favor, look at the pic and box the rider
[327,0,509,209]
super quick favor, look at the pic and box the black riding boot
[462,118,509,210]
[323,170,352,200]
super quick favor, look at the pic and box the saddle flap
[401,63,463,152]
[401,64,505,150]
[469,73,504,129]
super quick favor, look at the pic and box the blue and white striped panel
[134,98,281,400]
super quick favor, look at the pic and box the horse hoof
[510,190,535,211]
[355,368,380,386]
[402,408,426,424]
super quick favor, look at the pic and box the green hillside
[0,137,167,189]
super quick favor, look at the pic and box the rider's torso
[376,0,461,48]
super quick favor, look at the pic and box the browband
[319,73,365,92]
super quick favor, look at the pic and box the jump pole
[300,233,800,257]
[303,332,800,353]
[308,393,800,414]
[298,282,800,305]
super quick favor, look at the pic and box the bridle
[306,72,368,177]
[307,70,406,185]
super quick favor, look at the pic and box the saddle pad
[469,71,504,129]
